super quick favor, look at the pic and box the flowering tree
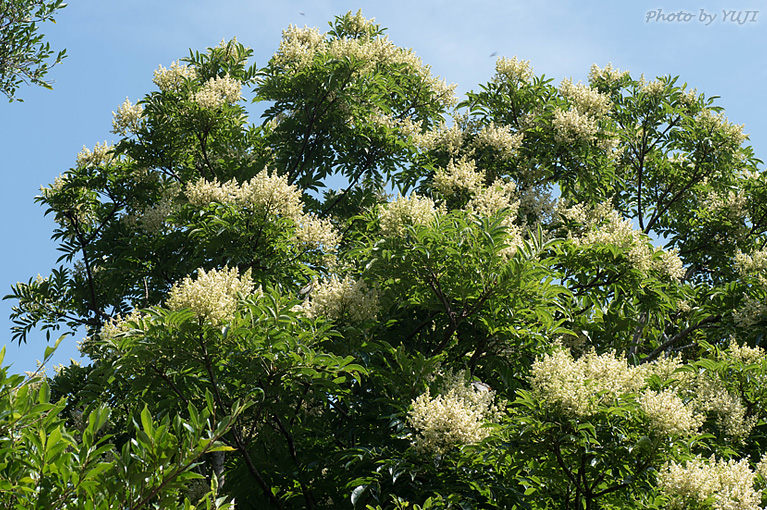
[6,11,767,509]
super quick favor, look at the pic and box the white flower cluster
[640,78,665,97]
[559,202,686,280]
[272,25,325,71]
[186,170,339,255]
[473,122,524,159]
[727,337,765,366]
[415,121,464,155]
[341,9,376,34]
[335,35,458,106]
[492,56,534,86]
[426,155,525,255]
[213,36,244,60]
[559,78,611,118]
[734,297,767,328]
[432,158,485,197]
[530,348,646,417]
[639,389,703,436]
[652,248,686,282]
[368,110,423,139]
[530,347,703,437]
[702,188,748,226]
[153,61,197,93]
[659,455,761,510]
[111,97,144,136]
[588,63,629,86]
[193,74,242,109]
[733,249,767,327]
[408,370,501,454]
[430,161,523,256]
[554,78,612,145]
[552,108,599,144]
[678,87,699,107]
[294,215,341,258]
[186,170,303,220]
[76,141,115,168]
[40,174,68,200]
[467,179,523,256]
[123,185,180,234]
[379,193,442,237]
[98,309,146,343]
[695,109,747,146]
[466,179,518,219]
[689,371,757,440]
[299,274,378,322]
[124,196,174,234]
[271,17,457,108]
[735,249,767,284]
[516,184,556,226]
[166,267,254,326]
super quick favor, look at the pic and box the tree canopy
[4,10,767,509]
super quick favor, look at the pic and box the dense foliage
[5,11,767,509]
[0,0,67,101]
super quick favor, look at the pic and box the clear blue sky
[1,0,765,373]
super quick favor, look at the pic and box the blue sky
[1,0,765,373]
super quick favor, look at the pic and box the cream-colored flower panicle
[641,78,665,97]
[415,121,464,154]
[702,188,748,230]
[294,215,341,254]
[153,61,197,93]
[726,337,765,366]
[111,97,144,136]
[79,309,146,357]
[588,63,629,86]
[688,371,756,441]
[186,170,304,222]
[408,370,501,454]
[466,178,523,257]
[270,14,456,108]
[98,309,146,343]
[379,193,442,237]
[186,171,341,259]
[659,455,761,510]
[368,109,423,139]
[553,78,612,145]
[639,388,703,437]
[76,141,115,168]
[466,179,518,219]
[735,248,767,285]
[530,347,703,437]
[733,249,767,327]
[559,78,611,118]
[166,267,254,325]
[695,109,747,147]
[472,122,524,159]
[123,184,181,234]
[272,24,325,71]
[40,173,68,200]
[552,108,599,144]
[733,296,767,329]
[193,74,242,109]
[492,56,534,86]
[432,158,485,197]
[558,201,685,280]
[530,347,646,417]
[299,275,378,322]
